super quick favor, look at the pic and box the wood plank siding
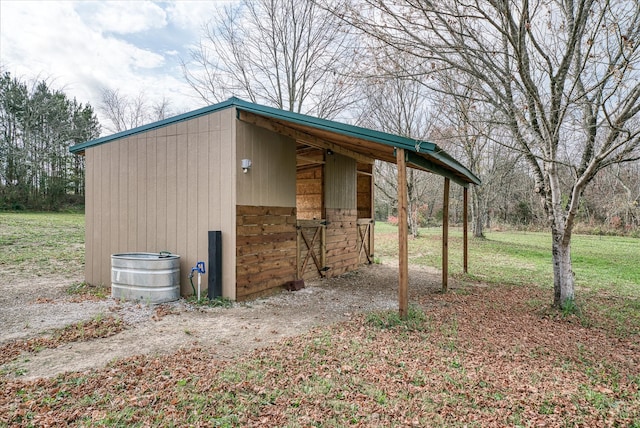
[84,109,238,299]
[236,205,297,300]
[296,165,324,220]
[357,162,373,219]
[325,208,359,277]
[296,147,324,220]
[297,219,326,280]
[321,153,360,276]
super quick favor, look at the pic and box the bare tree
[433,73,524,237]
[358,75,440,237]
[182,0,360,119]
[610,165,640,228]
[587,163,640,229]
[99,88,174,134]
[339,0,640,308]
[151,96,173,122]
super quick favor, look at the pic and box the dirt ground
[1,263,445,381]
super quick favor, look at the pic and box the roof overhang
[70,97,481,187]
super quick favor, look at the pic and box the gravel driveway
[1,263,444,380]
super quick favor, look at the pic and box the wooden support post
[397,148,408,319]
[442,177,450,292]
[463,187,469,274]
[370,166,375,260]
[296,226,302,280]
[321,223,326,273]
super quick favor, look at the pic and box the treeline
[374,159,640,237]
[0,72,100,210]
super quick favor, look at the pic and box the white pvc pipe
[197,272,201,301]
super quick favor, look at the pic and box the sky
[0,0,234,133]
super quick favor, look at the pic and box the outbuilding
[70,98,480,304]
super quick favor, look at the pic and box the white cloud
[83,1,168,35]
[0,0,226,135]
[166,1,224,30]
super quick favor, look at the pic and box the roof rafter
[238,111,374,165]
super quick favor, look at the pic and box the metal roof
[70,97,480,186]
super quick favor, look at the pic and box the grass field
[1,214,639,427]
[375,222,640,337]
[0,212,84,277]
[374,222,640,297]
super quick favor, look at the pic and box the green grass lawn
[374,222,640,297]
[375,222,640,336]
[0,212,85,277]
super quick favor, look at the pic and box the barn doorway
[295,145,375,280]
[357,162,374,265]
[296,145,326,280]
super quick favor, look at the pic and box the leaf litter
[1,269,639,427]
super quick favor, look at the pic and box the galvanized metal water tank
[111,252,181,303]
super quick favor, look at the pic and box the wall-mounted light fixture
[241,158,252,173]
[326,149,334,155]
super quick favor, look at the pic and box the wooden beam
[297,155,325,165]
[463,187,468,274]
[238,111,374,164]
[442,177,450,292]
[397,148,408,319]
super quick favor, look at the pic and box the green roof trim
[69,98,240,154]
[404,150,479,188]
[70,97,480,185]
[230,98,438,154]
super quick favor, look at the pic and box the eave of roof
[69,98,240,155]
[70,97,480,186]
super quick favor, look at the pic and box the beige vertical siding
[165,125,178,258]
[325,153,356,210]
[221,118,237,299]
[84,108,238,299]
[323,154,359,276]
[236,121,296,207]
[84,145,95,282]
[100,143,112,283]
[155,130,167,252]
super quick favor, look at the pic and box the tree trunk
[408,198,419,238]
[471,186,485,238]
[407,169,419,238]
[551,226,575,308]
[473,211,484,238]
